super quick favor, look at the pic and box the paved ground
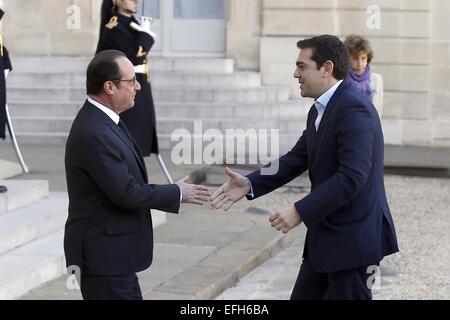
[1,144,449,300]
[217,175,450,300]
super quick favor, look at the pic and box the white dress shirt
[87,97,120,125]
[314,80,343,131]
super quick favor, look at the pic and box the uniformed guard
[0,6,12,194]
[96,0,159,157]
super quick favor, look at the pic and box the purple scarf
[348,65,373,100]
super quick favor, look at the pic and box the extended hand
[210,167,250,211]
[269,205,302,234]
[176,176,210,205]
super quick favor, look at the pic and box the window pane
[174,0,224,20]
[142,0,160,19]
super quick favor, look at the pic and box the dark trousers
[290,259,377,300]
[80,273,143,300]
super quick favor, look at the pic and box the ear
[103,81,115,95]
[322,60,334,78]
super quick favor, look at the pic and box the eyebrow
[296,61,308,67]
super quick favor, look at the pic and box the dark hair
[344,35,373,64]
[297,35,350,80]
[86,49,126,95]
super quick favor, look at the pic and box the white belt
[134,64,148,74]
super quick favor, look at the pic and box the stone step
[0,159,22,180]
[7,86,291,103]
[0,193,68,255]
[12,130,304,155]
[7,73,85,87]
[8,100,310,118]
[10,57,235,74]
[10,116,307,135]
[0,229,66,300]
[0,208,167,300]
[156,131,303,156]
[13,132,69,146]
[153,86,290,103]
[7,87,86,102]
[153,117,307,134]
[0,180,49,215]
[10,117,74,133]
[155,101,309,119]
[8,102,82,117]
[7,71,261,88]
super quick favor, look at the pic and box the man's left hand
[269,205,302,234]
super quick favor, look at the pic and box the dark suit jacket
[247,79,399,273]
[64,100,180,276]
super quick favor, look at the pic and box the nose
[294,69,300,79]
[357,59,365,68]
[134,80,141,91]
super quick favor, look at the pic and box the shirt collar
[315,80,343,110]
[87,97,120,125]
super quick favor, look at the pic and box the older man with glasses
[64,50,210,300]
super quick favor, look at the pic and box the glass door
[141,0,226,57]
[141,0,162,54]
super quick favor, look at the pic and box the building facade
[2,0,450,146]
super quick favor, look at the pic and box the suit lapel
[306,105,318,167]
[110,124,148,182]
[85,101,148,182]
[309,79,350,165]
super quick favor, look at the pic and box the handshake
[176,167,302,234]
[174,167,247,207]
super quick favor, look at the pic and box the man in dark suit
[210,35,398,300]
[64,50,210,300]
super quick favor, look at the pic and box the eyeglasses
[110,76,137,86]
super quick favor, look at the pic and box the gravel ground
[374,175,450,300]
[217,174,450,300]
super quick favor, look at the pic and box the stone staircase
[0,180,68,300]
[0,178,169,300]
[7,57,311,157]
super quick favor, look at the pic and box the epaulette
[136,46,147,58]
[106,16,118,29]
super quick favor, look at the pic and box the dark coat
[64,100,180,276]
[0,8,12,140]
[246,79,399,273]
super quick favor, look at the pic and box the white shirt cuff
[245,177,255,198]
[178,185,183,202]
